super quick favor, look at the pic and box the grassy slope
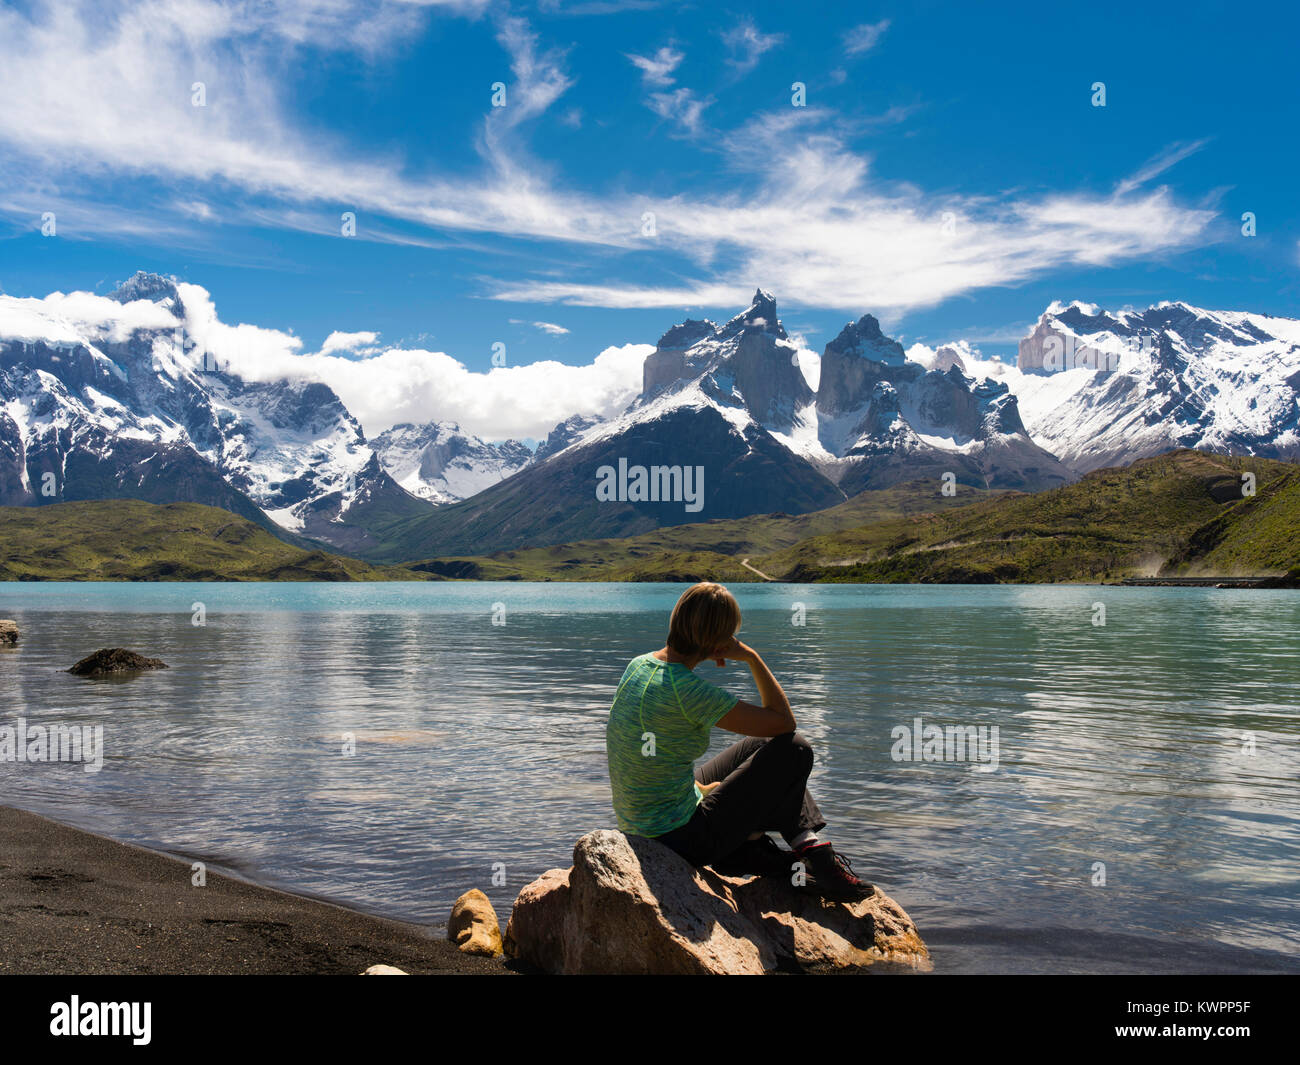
[406,479,1001,581]
[1163,466,1300,576]
[754,450,1298,583]
[419,450,1300,584]
[0,500,432,581]
[3,452,1296,584]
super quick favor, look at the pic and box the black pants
[653,731,827,868]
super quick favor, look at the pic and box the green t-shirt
[606,652,739,837]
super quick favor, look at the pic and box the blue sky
[0,0,1296,438]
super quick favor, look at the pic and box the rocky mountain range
[1,273,1297,562]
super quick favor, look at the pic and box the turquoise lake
[1,581,1297,974]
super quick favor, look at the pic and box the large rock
[447,888,504,957]
[0,620,17,646]
[505,830,929,975]
[67,648,168,676]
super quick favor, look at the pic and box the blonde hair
[667,582,741,657]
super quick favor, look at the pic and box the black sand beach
[0,806,517,975]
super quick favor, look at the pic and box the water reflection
[0,582,1296,973]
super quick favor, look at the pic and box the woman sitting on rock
[605,581,873,903]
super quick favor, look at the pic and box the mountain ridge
[3,272,1299,560]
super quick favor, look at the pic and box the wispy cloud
[627,45,683,87]
[0,3,1218,322]
[1114,138,1211,196]
[626,43,708,134]
[721,19,783,76]
[647,88,712,135]
[511,318,571,335]
[843,19,890,56]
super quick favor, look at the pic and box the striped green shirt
[606,653,739,837]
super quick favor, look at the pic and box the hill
[0,500,431,581]
[405,479,1001,581]
[759,450,1299,583]
[425,451,1300,584]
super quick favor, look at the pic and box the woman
[605,581,873,903]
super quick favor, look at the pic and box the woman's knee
[768,729,814,765]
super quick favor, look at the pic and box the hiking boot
[711,835,793,878]
[793,842,876,903]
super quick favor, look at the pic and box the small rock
[68,648,168,677]
[0,620,18,646]
[448,888,504,957]
[505,829,930,975]
[360,964,407,975]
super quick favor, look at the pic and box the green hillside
[756,450,1299,583]
[3,453,1296,584]
[406,479,1000,581]
[425,450,1300,584]
[0,500,432,581]
[1163,465,1300,575]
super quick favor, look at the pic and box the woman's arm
[713,638,797,737]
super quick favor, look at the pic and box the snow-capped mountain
[1002,301,1300,472]
[550,291,1069,496]
[373,291,849,559]
[0,272,432,551]
[370,421,532,504]
[801,313,1070,492]
[4,272,1298,563]
[890,300,1300,478]
[533,414,605,463]
[376,290,1069,559]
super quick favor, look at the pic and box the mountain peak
[825,314,905,366]
[719,287,787,340]
[655,318,716,350]
[109,271,185,315]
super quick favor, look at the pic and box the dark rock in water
[0,620,18,645]
[68,648,168,677]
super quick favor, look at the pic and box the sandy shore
[0,806,519,975]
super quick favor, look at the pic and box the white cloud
[531,320,570,335]
[0,289,178,345]
[1114,139,1210,196]
[0,5,1219,324]
[627,45,683,87]
[721,19,783,75]
[647,88,712,135]
[174,283,647,440]
[626,44,707,133]
[319,330,380,355]
[843,20,890,56]
[792,347,820,391]
[488,135,1215,315]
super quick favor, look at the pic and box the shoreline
[0,805,519,975]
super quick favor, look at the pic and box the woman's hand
[710,636,754,668]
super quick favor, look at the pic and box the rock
[360,964,407,975]
[67,648,168,676]
[506,830,773,974]
[447,888,504,957]
[0,620,17,646]
[722,868,931,970]
[504,830,930,975]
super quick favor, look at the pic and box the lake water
[1,581,1297,974]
